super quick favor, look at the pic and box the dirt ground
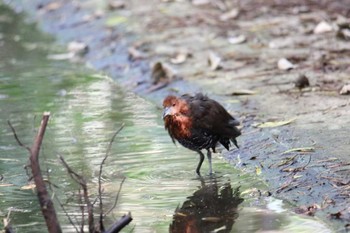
[11,0,350,231]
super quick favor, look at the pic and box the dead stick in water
[9,112,62,233]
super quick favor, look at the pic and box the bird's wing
[187,94,240,138]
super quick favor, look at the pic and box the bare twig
[3,208,15,233]
[58,155,86,186]
[276,171,298,193]
[98,124,125,231]
[7,120,31,152]
[46,167,79,233]
[58,155,95,233]
[280,154,312,172]
[105,177,126,216]
[79,188,85,233]
[328,162,350,169]
[54,194,80,233]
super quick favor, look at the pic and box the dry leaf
[230,89,257,95]
[128,46,145,60]
[47,53,74,60]
[295,74,310,89]
[0,183,14,187]
[314,21,333,34]
[255,166,262,175]
[281,147,315,155]
[278,58,294,70]
[68,41,89,56]
[108,0,126,10]
[337,28,350,40]
[255,118,296,128]
[208,52,222,70]
[151,62,177,84]
[105,16,127,27]
[170,50,191,64]
[228,35,246,44]
[219,8,239,21]
[192,0,210,6]
[21,183,36,190]
[339,84,350,95]
[43,2,62,11]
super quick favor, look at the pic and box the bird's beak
[162,107,172,119]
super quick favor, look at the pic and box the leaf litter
[255,118,296,128]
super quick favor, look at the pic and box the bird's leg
[207,149,213,175]
[196,151,205,176]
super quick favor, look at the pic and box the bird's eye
[172,103,176,107]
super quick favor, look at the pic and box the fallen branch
[104,213,133,233]
[9,112,62,233]
[9,114,131,233]
[98,124,125,231]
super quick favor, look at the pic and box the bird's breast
[164,116,192,139]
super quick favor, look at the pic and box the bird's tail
[231,138,239,149]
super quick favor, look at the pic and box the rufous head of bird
[162,95,189,119]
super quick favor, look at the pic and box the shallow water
[0,3,332,233]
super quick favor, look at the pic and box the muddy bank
[7,0,350,231]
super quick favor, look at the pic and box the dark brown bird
[162,93,241,175]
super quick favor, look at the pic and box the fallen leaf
[21,183,36,190]
[339,84,350,95]
[105,16,127,27]
[329,212,342,219]
[151,62,177,84]
[255,118,296,128]
[228,35,246,44]
[295,204,319,216]
[170,50,191,64]
[255,166,262,175]
[68,41,89,56]
[314,21,333,34]
[128,46,145,60]
[295,74,310,89]
[225,99,240,103]
[0,183,14,187]
[269,39,292,49]
[281,147,315,155]
[219,8,239,21]
[43,2,62,11]
[47,53,74,60]
[108,0,126,10]
[278,58,295,70]
[277,155,298,166]
[230,89,257,95]
[0,158,19,162]
[192,0,210,6]
[208,52,222,70]
[337,28,350,40]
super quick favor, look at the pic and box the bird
[162,93,241,176]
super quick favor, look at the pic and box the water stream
[0,3,332,233]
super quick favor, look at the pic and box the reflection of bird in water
[169,178,244,233]
[162,93,241,175]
